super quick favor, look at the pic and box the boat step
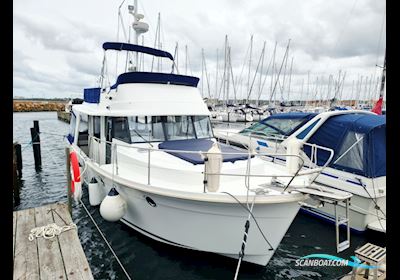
[296,184,352,202]
[337,240,350,252]
[338,217,349,226]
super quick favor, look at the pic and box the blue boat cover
[303,114,386,178]
[102,42,174,60]
[84,87,101,103]
[158,139,252,165]
[115,72,199,87]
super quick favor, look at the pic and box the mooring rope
[28,223,77,241]
[36,134,132,280]
[234,195,256,280]
[79,199,132,280]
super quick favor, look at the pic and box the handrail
[85,135,333,193]
[214,129,334,171]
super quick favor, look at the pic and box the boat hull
[92,170,302,266]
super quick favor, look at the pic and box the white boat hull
[89,169,302,266]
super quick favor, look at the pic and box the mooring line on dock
[79,199,132,280]
[38,141,132,280]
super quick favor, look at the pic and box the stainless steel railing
[81,135,334,193]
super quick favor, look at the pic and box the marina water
[13,112,385,280]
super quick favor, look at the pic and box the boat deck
[13,202,93,280]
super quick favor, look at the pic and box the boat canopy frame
[103,42,174,60]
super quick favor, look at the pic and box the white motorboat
[214,110,386,233]
[67,4,351,266]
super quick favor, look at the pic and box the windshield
[240,117,307,137]
[124,115,213,143]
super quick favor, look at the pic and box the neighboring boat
[66,4,346,266]
[214,110,386,233]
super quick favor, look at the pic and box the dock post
[15,143,22,177]
[30,120,42,170]
[13,143,21,205]
[66,147,72,215]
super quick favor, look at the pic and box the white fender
[205,142,223,192]
[73,181,82,202]
[100,188,127,222]
[286,138,304,174]
[88,177,105,206]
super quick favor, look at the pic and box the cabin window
[241,117,307,138]
[93,116,101,138]
[77,113,89,155]
[193,116,213,139]
[334,131,364,172]
[105,115,212,144]
[265,118,306,135]
[127,116,165,143]
[165,116,195,140]
[109,117,131,143]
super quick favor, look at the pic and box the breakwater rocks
[13,100,68,112]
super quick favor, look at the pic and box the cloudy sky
[13,0,385,101]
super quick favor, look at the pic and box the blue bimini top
[112,72,200,88]
[103,42,174,60]
[158,139,251,165]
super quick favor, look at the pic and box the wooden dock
[13,202,94,280]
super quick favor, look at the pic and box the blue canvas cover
[115,72,199,88]
[84,87,101,103]
[103,42,174,60]
[158,139,251,165]
[303,114,386,178]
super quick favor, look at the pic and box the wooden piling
[13,143,20,205]
[66,147,72,215]
[30,120,42,170]
[15,143,22,177]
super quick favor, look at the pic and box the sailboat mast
[247,35,253,101]
[378,50,386,99]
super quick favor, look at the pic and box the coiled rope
[28,223,77,241]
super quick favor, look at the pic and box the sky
[13,0,386,101]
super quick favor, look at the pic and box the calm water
[13,112,385,280]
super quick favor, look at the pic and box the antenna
[128,0,149,71]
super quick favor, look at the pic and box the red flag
[371,97,383,115]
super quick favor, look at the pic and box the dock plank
[14,208,40,280]
[35,205,67,280]
[52,203,94,280]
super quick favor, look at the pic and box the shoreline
[13,100,68,112]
